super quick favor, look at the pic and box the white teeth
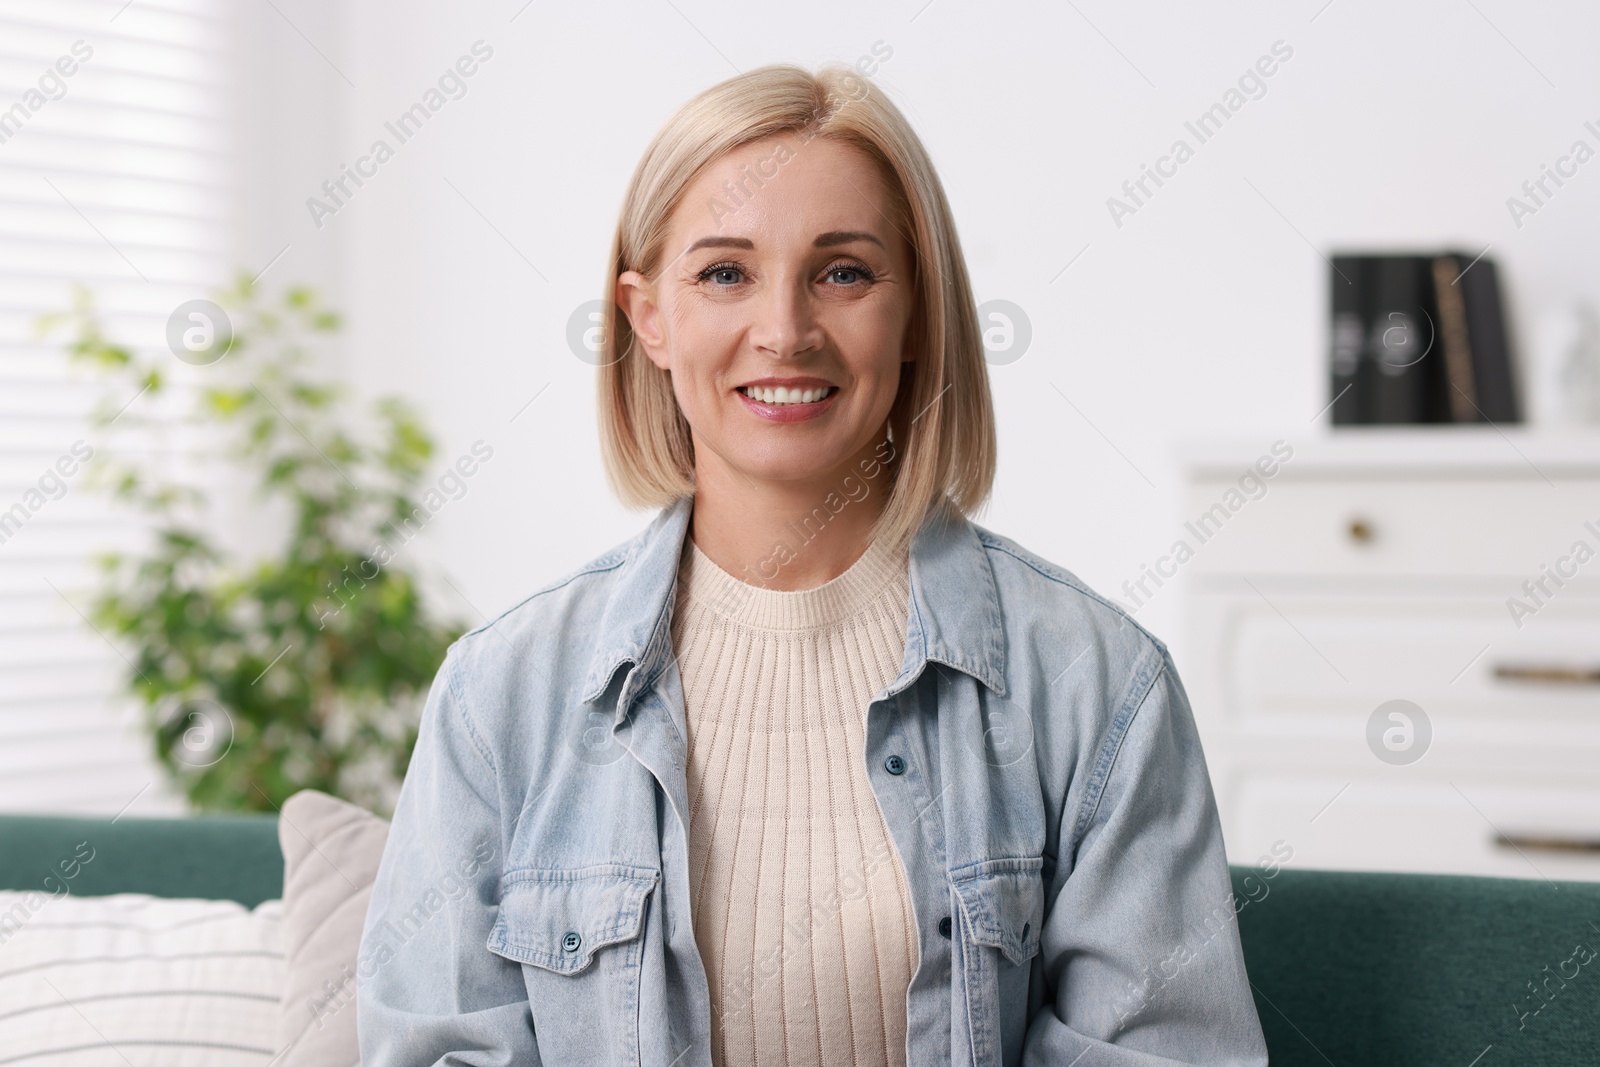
[741,385,832,405]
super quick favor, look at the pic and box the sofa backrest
[1236,866,1600,1066]
[2,814,1596,1064]
[0,812,281,908]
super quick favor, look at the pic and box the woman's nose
[749,282,824,359]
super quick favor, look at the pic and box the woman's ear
[615,270,670,371]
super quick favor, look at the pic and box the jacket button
[561,931,581,953]
[884,754,906,775]
[938,916,952,938]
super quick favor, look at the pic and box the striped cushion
[0,890,283,1065]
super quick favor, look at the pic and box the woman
[358,63,1268,1067]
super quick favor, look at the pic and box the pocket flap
[487,863,659,975]
[949,857,1044,967]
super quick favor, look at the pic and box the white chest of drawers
[1178,428,1600,882]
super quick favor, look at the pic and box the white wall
[237,0,1600,664]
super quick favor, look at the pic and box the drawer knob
[1346,517,1375,544]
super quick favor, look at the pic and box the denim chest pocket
[488,863,658,972]
[487,863,660,1066]
[950,856,1044,965]
[949,857,1044,1065]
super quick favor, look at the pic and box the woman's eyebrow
[813,230,884,250]
[683,236,754,254]
[681,231,885,255]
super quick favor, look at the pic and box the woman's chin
[722,451,860,491]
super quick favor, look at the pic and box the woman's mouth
[736,385,836,405]
[735,384,839,422]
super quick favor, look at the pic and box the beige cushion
[275,789,390,1066]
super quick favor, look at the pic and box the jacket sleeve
[1022,646,1269,1066]
[356,643,542,1066]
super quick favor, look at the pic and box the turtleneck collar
[676,532,907,631]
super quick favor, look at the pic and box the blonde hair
[596,62,996,556]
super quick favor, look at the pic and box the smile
[734,384,839,423]
[736,385,837,405]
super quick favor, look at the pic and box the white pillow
[0,889,284,1065]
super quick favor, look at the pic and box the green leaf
[44,276,468,816]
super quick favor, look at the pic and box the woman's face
[617,135,916,493]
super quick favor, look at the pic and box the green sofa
[3,813,1596,1064]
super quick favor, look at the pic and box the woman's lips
[735,386,838,423]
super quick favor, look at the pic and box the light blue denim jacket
[357,494,1269,1066]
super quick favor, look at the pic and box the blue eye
[826,262,875,285]
[698,262,743,285]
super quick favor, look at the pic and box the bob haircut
[597,62,996,558]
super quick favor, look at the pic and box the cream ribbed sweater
[670,532,919,1067]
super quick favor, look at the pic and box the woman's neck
[686,433,896,592]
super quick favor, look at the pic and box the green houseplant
[38,275,467,814]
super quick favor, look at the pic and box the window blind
[0,0,229,814]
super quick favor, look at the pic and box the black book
[1364,255,1440,424]
[1327,251,1516,424]
[1329,256,1366,424]
[1453,254,1519,422]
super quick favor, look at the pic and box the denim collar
[579,493,1007,713]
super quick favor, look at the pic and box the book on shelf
[1328,251,1519,425]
